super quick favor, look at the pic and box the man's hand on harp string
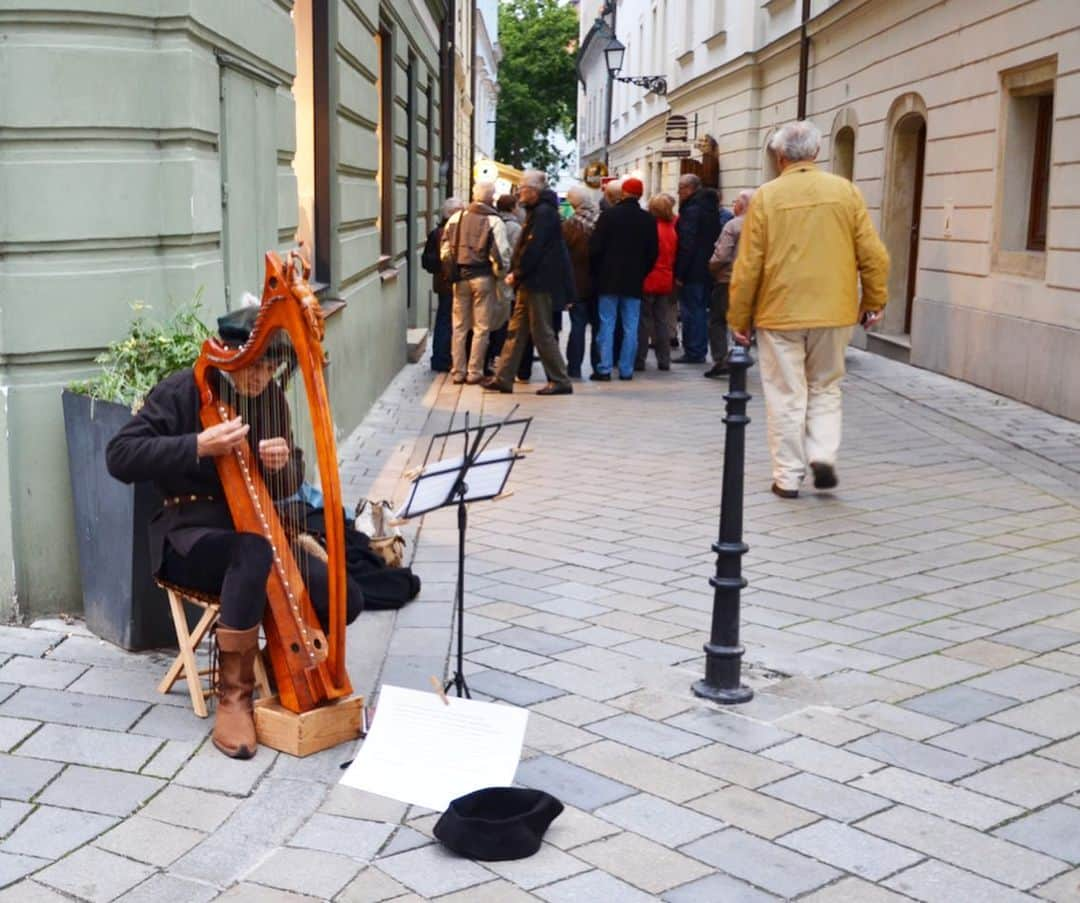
[197,416,249,459]
[258,437,290,472]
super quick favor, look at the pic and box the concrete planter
[61,389,173,650]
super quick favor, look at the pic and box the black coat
[588,198,660,298]
[513,189,576,309]
[675,189,723,285]
[106,368,303,574]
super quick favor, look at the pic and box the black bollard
[693,342,754,704]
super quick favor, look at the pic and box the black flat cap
[217,306,261,344]
[433,787,563,861]
[216,307,296,369]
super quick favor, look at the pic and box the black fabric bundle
[277,501,420,610]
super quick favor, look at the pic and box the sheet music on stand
[395,446,517,520]
[392,408,532,697]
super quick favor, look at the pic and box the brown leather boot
[213,624,260,759]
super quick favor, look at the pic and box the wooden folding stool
[156,580,271,717]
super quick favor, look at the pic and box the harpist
[106,309,363,760]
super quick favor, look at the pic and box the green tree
[495,0,578,174]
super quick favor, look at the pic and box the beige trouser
[756,326,854,491]
[452,275,495,380]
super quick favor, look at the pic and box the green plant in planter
[69,294,211,412]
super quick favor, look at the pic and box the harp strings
[219,351,314,649]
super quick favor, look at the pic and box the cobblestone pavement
[2,348,1080,902]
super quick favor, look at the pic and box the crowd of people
[421,170,745,393]
[422,120,890,497]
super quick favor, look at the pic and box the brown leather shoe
[771,483,799,499]
[480,376,512,394]
[536,383,572,395]
[213,624,260,759]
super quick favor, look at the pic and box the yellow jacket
[728,163,889,333]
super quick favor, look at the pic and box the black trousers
[161,530,364,631]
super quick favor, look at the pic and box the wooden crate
[254,694,365,757]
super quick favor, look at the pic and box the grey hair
[566,184,594,208]
[441,196,465,219]
[679,173,701,190]
[472,181,496,204]
[768,120,822,162]
[520,169,547,190]
[736,188,755,211]
[603,180,623,203]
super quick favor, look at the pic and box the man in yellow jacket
[729,120,889,498]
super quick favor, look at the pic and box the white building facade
[474,0,501,164]
[578,0,1080,420]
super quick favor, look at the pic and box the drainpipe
[796,0,811,120]
[441,0,456,196]
[604,1,617,168]
[469,0,478,196]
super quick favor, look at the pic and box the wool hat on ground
[621,177,644,197]
[433,787,564,861]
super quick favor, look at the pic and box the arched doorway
[762,132,780,183]
[830,109,858,182]
[833,127,855,181]
[881,94,928,339]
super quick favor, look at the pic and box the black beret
[433,787,563,861]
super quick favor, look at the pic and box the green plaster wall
[0,0,444,620]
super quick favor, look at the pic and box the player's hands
[196,417,249,458]
[258,437,290,472]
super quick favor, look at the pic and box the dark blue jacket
[675,189,725,285]
[513,189,576,309]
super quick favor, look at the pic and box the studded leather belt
[163,494,218,508]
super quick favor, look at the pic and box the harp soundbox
[194,251,361,753]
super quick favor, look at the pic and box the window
[1027,93,1053,251]
[426,78,435,234]
[638,22,645,95]
[659,2,668,71]
[377,26,394,259]
[996,58,1056,276]
[292,0,331,283]
[833,126,855,181]
[652,8,661,74]
[712,1,726,36]
[684,0,696,53]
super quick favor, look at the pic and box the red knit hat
[622,177,644,198]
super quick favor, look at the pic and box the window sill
[762,0,795,9]
[319,298,347,319]
[377,256,400,284]
[705,29,727,50]
[992,249,1047,280]
[676,49,694,66]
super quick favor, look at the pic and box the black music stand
[395,410,532,697]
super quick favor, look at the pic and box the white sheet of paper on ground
[339,684,529,812]
[395,446,516,519]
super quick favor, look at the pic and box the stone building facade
[579,0,1079,420]
[474,0,501,165]
[0,0,450,619]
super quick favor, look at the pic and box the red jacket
[643,218,678,296]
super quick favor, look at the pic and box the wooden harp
[193,251,351,714]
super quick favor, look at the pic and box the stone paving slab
[37,764,163,817]
[2,351,1080,898]
[34,845,156,902]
